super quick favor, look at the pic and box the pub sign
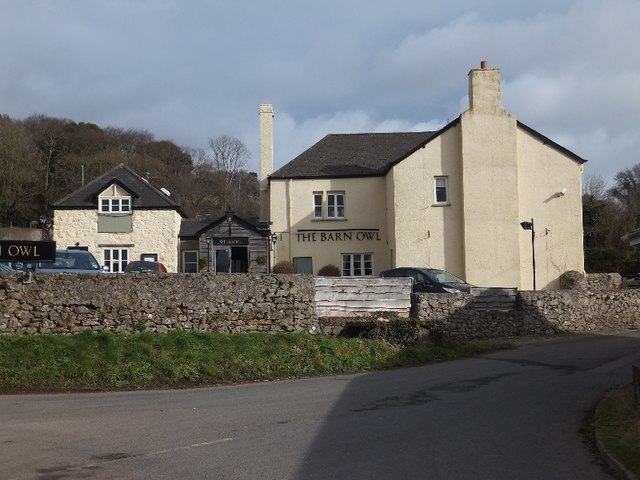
[209,237,249,246]
[0,241,56,262]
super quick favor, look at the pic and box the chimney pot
[480,60,488,70]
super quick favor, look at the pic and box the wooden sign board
[0,240,56,262]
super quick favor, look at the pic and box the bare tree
[609,164,640,226]
[207,135,250,209]
[208,134,250,172]
[22,115,71,207]
[104,127,154,157]
[0,116,43,225]
[582,167,640,274]
[583,173,608,199]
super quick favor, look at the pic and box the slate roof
[270,117,587,180]
[52,164,185,215]
[270,130,444,179]
[179,218,212,238]
[179,215,267,239]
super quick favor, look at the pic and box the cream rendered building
[52,164,184,272]
[264,63,586,289]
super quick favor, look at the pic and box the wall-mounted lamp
[205,236,212,272]
[520,221,533,231]
[559,188,567,196]
[225,209,234,236]
[269,233,278,273]
[520,218,536,290]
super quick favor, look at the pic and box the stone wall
[2,270,638,340]
[412,286,640,342]
[0,273,317,335]
[560,271,622,291]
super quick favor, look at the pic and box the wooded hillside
[0,114,258,227]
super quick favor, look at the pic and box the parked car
[380,267,472,293]
[36,249,105,274]
[124,261,167,273]
[623,274,640,289]
[1,261,39,272]
[0,262,15,272]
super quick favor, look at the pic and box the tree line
[0,114,259,227]
[583,169,640,275]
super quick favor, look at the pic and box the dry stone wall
[412,279,640,342]
[0,273,317,335]
[560,271,622,290]
[1,270,638,340]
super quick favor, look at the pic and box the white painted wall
[53,209,182,272]
[390,125,465,278]
[516,128,584,289]
[270,177,388,274]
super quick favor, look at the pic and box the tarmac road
[2,331,640,480]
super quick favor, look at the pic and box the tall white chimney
[259,104,274,224]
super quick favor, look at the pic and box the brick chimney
[259,104,273,224]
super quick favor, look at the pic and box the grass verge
[0,331,511,392]
[594,383,640,477]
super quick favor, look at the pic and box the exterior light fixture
[225,209,234,236]
[205,236,212,272]
[269,233,278,273]
[520,218,536,290]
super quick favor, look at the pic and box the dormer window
[99,196,131,213]
[97,183,133,232]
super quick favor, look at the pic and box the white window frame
[313,192,323,219]
[183,250,199,273]
[434,177,448,205]
[99,196,132,213]
[342,253,373,276]
[327,191,345,219]
[103,247,129,273]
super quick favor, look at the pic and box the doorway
[213,246,248,273]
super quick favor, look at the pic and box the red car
[124,261,168,273]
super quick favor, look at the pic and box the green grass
[594,383,640,476]
[0,331,511,392]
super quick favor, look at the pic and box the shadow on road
[293,332,640,480]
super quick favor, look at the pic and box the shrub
[318,264,341,276]
[359,313,420,345]
[273,260,295,273]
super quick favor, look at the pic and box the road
[2,332,640,479]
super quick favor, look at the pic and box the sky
[1,0,638,185]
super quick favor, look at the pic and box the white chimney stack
[259,104,273,224]
[468,60,503,112]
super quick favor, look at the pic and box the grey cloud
[0,0,638,182]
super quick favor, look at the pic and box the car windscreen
[38,252,100,270]
[422,269,465,284]
[128,262,158,272]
